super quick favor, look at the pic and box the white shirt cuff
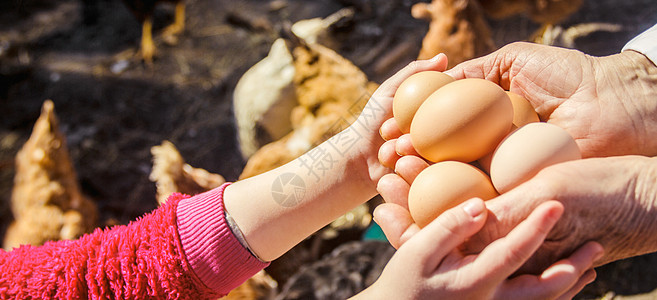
[622,24,657,65]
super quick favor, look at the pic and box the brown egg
[507,91,540,128]
[408,161,498,228]
[478,91,540,173]
[410,78,513,163]
[490,122,581,193]
[393,71,454,133]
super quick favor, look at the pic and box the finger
[444,54,490,80]
[556,269,596,300]
[495,270,595,300]
[402,198,487,272]
[473,201,564,282]
[497,241,603,299]
[394,155,430,185]
[377,173,411,209]
[374,53,449,100]
[538,242,603,299]
[444,43,530,89]
[378,139,401,169]
[380,118,403,141]
[395,134,420,156]
[540,241,603,282]
[373,203,419,249]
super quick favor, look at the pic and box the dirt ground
[1,0,657,298]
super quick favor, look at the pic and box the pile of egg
[392,71,581,228]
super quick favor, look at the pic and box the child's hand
[376,115,428,248]
[354,54,448,187]
[223,55,449,262]
[356,199,603,300]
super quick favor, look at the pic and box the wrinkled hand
[445,42,657,158]
[375,42,657,273]
[376,154,657,274]
[379,43,657,165]
[357,199,602,300]
[468,156,657,273]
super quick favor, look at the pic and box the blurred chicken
[233,8,354,160]
[479,0,584,43]
[149,140,225,205]
[220,270,277,300]
[233,38,297,160]
[412,0,495,67]
[122,0,185,64]
[4,100,98,250]
[148,141,276,299]
[238,40,378,179]
[412,0,584,66]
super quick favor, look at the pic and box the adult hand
[376,155,657,274]
[358,198,603,300]
[224,55,448,261]
[379,42,657,171]
[465,155,657,273]
[445,42,657,158]
[376,42,657,271]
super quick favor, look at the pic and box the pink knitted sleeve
[0,183,268,299]
[176,183,269,294]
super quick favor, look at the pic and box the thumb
[373,203,419,249]
[403,198,488,272]
[374,53,449,99]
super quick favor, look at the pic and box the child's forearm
[224,125,378,261]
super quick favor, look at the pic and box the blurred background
[1,0,657,298]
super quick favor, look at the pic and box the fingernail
[463,198,484,218]
[430,53,445,62]
[593,248,604,262]
[541,264,575,280]
[372,207,382,224]
[586,269,597,284]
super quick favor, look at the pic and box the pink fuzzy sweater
[0,183,269,299]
